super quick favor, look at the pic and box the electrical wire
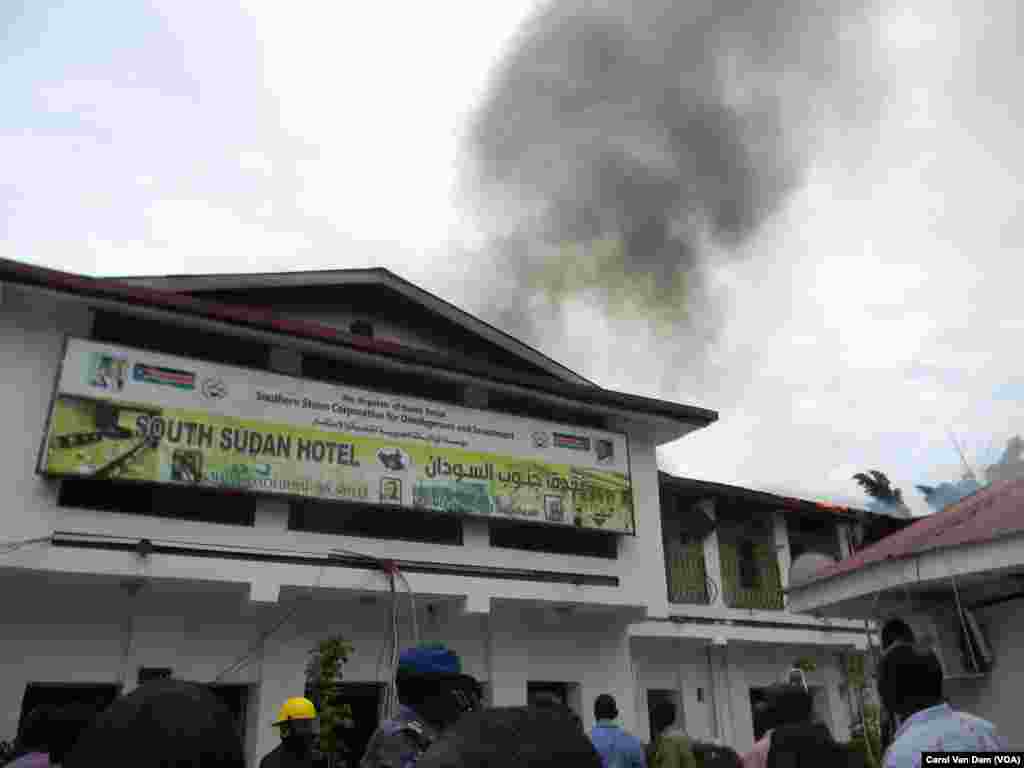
[398,571,420,646]
[0,535,53,554]
[213,562,327,682]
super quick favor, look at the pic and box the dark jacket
[767,723,862,768]
[259,742,315,768]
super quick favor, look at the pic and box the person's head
[877,643,943,720]
[47,702,100,764]
[17,705,52,754]
[593,694,618,722]
[273,697,318,753]
[763,684,814,730]
[533,693,583,732]
[396,645,481,730]
[881,619,916,652]
[418,706,601,768]
[64,680,245,768]
[650,700,677,738]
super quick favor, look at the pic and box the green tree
[306,636,355,768]
[846,654,881,768]
[853,470,911,517]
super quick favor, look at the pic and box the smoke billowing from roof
[464,0,880,395]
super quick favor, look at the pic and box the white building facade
[0,261,872,764]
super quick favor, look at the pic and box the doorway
[206,684,250,744]
[749,685,831,740]
[527,681,582,721]
[647,689,683,738]
[317,682,384,768]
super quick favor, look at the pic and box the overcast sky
[4,0,1022,514]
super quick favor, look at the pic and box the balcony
[665,537,712,605]
[718,537,784,611]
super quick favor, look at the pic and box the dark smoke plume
[464,0,880,395]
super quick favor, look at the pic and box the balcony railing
[665,538,711,605]
[718,538,785,610]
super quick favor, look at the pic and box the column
[725,649,753,753]
[773,513,792,608]
[706,644,735,747]
[700,499,725,608]
[486,605,527,708]
[252,620,307,766]
[837,523,853,559]
[822,654,851,742]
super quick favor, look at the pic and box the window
[787,515,841,561]
[738,539,760,589]
[489,520,618,559]
[289,500,463,546]
[58,479,255,527]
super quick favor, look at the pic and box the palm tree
[853,470,911,517]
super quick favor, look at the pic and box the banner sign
[39,338,635,534]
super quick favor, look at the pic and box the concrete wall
[0,287,665,617]
[0,573,642,765]
[630,638,853,753]
[944,600,1024,748]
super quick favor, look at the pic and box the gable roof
[107,267,595,387]
[797,477,1024,587]
[0,257,718,433]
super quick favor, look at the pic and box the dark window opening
[349,320,374,337]
[880,618,916,651]
[16,683,121,750]
[489,520,618,559]
[58,479,256,527]
[205,684,250,746]
[289,500,463,546]
[788,515,841,561]
[91,311,270,371]
[738,539,760,589]
[303,682,384,768]
[527,681,581,717]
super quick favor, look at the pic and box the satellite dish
[789,552,838,587]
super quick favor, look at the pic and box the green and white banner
[39,338,635,533]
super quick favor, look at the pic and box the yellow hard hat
[273,697,317,726]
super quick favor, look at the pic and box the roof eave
[0,260,717,437]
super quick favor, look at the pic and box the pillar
[251,618,308,766]
[822,654,851,741]
[706,644,735,747]
[773,513,792,608]
[700,500,725,608]
[486,604,527,708]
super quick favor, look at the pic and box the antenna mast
[948,429,977,482]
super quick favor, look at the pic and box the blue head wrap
[398,644,463,676]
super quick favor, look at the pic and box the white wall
[944,600,1024,749]
[629,638,853,753]
[0,573,644,766]
[0,287,668,620]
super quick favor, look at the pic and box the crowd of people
[1,637,1009,768]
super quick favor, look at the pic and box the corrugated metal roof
[805,477,1024,585]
